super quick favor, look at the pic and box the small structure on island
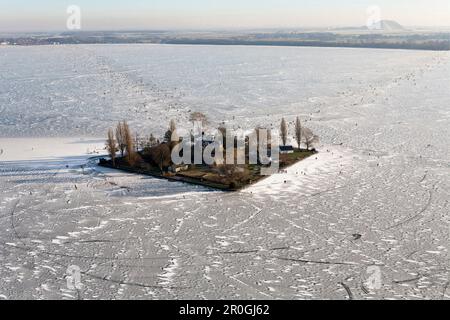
[201,132,216,149]
[279,145,294,154]
[169,164,189,173]
[202,138,215,149]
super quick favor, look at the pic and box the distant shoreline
[2,30,450,51]
[2,40,449,52]
[159,39,450,51]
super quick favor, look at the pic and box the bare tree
[280,118,288,146]
[148,133,157,147]
[217,126,227,151]
[169,119,177,132]
[302,127,320,150]
[123,121,137,165]
[164,119,178,142]
[164,120,180,151]
[115,121,127,157]
[295,116,302,150]
[189,112,208,126]
[105,128,118,166]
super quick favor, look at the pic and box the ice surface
[0,44,449,299]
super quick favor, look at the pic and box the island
[98,114,319,191]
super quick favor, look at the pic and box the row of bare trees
[106,114,318,168]
[106,121,138,166]
[106,120,176,171]
[281,116,319,150]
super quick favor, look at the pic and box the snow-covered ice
[0,44,449,300]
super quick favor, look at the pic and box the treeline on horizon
[163,38,450,51]
[3,33,450,51]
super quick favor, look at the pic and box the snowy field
[0,44,449,300]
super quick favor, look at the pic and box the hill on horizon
[366,20,405,31]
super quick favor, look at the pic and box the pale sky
[0,0,449,32]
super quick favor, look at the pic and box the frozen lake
[0,44,449,299]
